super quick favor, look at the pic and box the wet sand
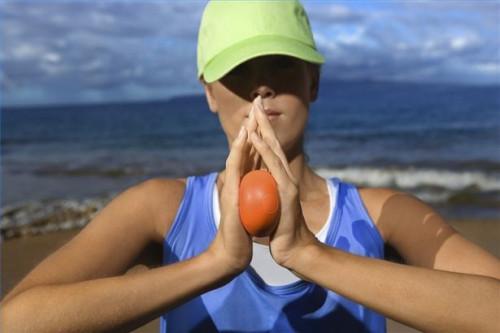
[2,219,499,332]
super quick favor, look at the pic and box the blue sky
[1,0,499,107]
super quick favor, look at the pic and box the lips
[264,109,281,116]
[245,107,282,118]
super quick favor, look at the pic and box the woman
[2,1,499,332]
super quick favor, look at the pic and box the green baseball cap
[197,0,325,83]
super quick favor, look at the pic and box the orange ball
[239,170,280,237]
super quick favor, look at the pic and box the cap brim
[201,35,325,83]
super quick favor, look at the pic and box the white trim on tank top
[213,177,338,286]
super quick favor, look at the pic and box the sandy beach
[2,219,499,332]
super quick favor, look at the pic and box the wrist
[203,247,247,279]
[281,237,323,272]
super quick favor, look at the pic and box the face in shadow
[201,55,320,161]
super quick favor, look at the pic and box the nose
[250,85,275,101]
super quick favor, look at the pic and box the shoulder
[357,186,425,243]
[357,185,454,257]
[357,185,500,276]
[135,177,188,243]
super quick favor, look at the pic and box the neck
[287,151,327,202]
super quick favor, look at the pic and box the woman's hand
[242,97,265,172]
[248,98,319,268]
[206,125,253,276]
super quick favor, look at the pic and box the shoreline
[2,219,498,332]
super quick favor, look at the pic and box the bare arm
[0,179,236,332]
[287,241,500,333]
[284,190,500,332]
[2,250,230,332]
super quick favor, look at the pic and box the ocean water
[1,80,499,236]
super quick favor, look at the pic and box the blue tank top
[160,171,386,332]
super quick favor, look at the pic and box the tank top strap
[163,172,218,262]
[325,178,385,259]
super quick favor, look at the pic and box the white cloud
[304,2,365,24]
[11,44,41,59]
[308,1,498,85]
[43,52,61,64]
[336,26,366,46]
[1,0,498,107]
[474,62,500,75]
